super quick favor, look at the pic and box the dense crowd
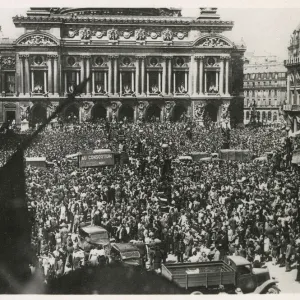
[1,120,300,284]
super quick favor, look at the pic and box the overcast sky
[1,0,300,61]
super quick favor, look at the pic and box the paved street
[266,262,300,293]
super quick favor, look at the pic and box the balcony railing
[284,57,300,66]
[283,104,300,111]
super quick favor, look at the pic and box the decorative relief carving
[165,101,175,120]
[220,102,230,123]
[135,28,146,40]
[162,28,173,41]
[19,104,30,121]
[119,30,133,39]
[1,56,15,68]
[79,27,92,40]
[95,30,106,39]
[198,37,230,47]
[107,28,119,40]
[18,35,57,46]
[81,101,93,122]
[194,102,206,121]
[174,31,188,40]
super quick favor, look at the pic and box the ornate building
[284,24,300,132]
[243,54,287,125]
[0,7,245,127]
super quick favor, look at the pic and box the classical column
[219,56,225,95]
[113,56,118,95]
[173,72,176,94]
[80,56,85,94]
[53,55,58,96]
[31,71,34,93]
[120,72,122,95]
[108,56,113,94]
[19,55,24,95]
[162,57,167,95]
[86,55,91,95]
[47,55,53,95]
[131,72,134,92]
[225,57,230,96]
[141,56,146,95]
[147,72,149,94]
[167,57,172,95]
[76,72,79,85]
[24,55,30,96]
[44,71,47,93]
[158,72,161,92]
[204,71,207,93]
[104,72,108,92]
[64,72,67,94]
[216,72,219,92]
[189,56,194,95]
[287,73,290,104]
[199,56,204,95]
[294,70,297,105]
[135,57,140,95]
[92,72,95,94]
[185,71,188,92]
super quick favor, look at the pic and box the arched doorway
[31,104,47,127]
[146,104,161,121]
[119,104,134,122]
[172,104,187,122]
[204,103,218,122]
[64,104,79,123]
[92,104,107,121]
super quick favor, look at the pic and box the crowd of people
[1,119,300,284]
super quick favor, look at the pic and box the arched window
[268,111,272,120]
[273,112,277,121]
[246,111,250,120]
[257,111,261,121]
[262,111,266,120]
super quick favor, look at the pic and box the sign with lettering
[79,153,115,168]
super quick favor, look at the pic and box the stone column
[76,72,79,85]
[219,56,225,95]
[113,56,118,95]
[185,71,188,92]
[173,72,176,94]
[135,57,140,95]
[31,71,34,93]
[104,72,108,92]
[53,55,59,96]
[216,72,219,92]
[204,71,207,93]
[18,55,24,96]
[189,56,194,96]
[86,55,91,95]
[158,72,161,92]
[162,57,167,95]
[141,56,146,95]
[108,56,113,94]
[167,56,172,95]
[225,57,230,96]
[24,55,30,96]
[64,72,67,94]
[92,72,95,94]
[80,56,85,94]
[199,56,204,95]
[294,70,297,105]
[287,73,290,104]
[44,71,47,93]
[131,72,135,92]
[47,55,53,95]
[120,72,122,95]
[146,71,149,95]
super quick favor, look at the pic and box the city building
[243,54,287,125]
[284,25,300,132]
[0,7,245,127]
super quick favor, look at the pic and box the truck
[161,256,280,294]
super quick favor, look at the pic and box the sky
[1,0,300,61]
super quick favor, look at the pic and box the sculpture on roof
[199,37,230,47]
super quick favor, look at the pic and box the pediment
[16,31,59,46]
[194,34,233,48]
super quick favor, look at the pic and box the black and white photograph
[1,0,300,295]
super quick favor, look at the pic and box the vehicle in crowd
[110,243,142,266]
[253,151,274,163]
[78,225,112,258]
[26,157,55,168]
[161,256,279,294]
[219,149,252,162]
[199,153,223,162]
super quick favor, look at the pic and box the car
[110,243,142,267]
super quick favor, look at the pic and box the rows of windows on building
[244,110,279,122]
[2,55,230,96]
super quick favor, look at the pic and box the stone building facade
[243,55,287,125]
[284,24,300,132]
[0,7,245,127]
